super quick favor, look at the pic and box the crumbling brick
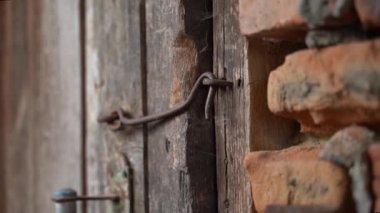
[355,0,380,30]
[369,144,380,176]
[305,28,365,48]
[239,0,359,40]
[368,144,380,212]
[239,0,306,40]
[267,38,380,133]
[265,205,343,213]
[299,0,358,29]
[244,146,351,213]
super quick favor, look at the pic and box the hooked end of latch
[203,76,233,120]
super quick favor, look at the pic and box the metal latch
[97,72,233,130]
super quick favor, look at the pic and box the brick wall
[240,0,380,212]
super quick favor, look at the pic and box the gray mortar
[343,69,380,97]
[299,0,355,29]
[280,81,320,103]
[305,28,365,48]
[299,0,364,48]
[320,125,375,213]
[361,0,380,30]
[374,1,380,21]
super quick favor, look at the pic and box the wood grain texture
[1,0,82,212]
[0,2,11,212]
[213,1,305,212]
[213,0,252,212]
[248,38,304,152]
[145,0,217,212]
[85,0,144,212]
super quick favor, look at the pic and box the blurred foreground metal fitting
[52,188,120,213]
[53,188,77,213]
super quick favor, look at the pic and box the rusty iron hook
[98,72,232,130]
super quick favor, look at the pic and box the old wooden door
[85,0,253,212]
[0,0,252,212]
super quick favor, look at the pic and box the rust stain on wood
[146,0,216,212]
[170,32,198,106]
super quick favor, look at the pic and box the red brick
[373,178,380,196]
[369,144,380,177]
[239,0,358,40]
[244,146,350,213]
[368,144,380,206]
[374,199,380,213]
[368,144,380,160]
[268,38,380,133]
[355,0,380,29]
[265,205,339,213]
[363,140,380,212]
[373,161,380,177]
[239,0,306,40]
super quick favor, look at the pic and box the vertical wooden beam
[1,0,82,212]
[213,1,306,212]
[213,0,252,212]
[145,0,216,212]
[0,1,11,212]
[248,38,303,152]
[85,0,144,212]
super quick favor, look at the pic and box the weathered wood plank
[85,0,144,212]
[214,1,306,212]
[213,0,252,212]
[0,2,11,212]
[1,0,82,212]
[248,38,304,152]
[145,0,217,212]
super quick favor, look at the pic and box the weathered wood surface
[0,0,82,212]
[213,0,252,212]
[0,1,304,213]
[213,1,306,211]
[85,0,145,212]
[247,39,304,212]
[0,2,11,212]
[145,0,217,212]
